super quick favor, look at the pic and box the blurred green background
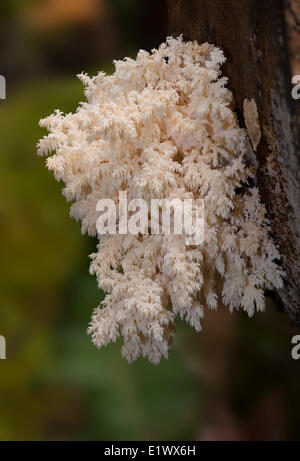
[1,0,300,441]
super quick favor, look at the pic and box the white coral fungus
[38,37,283,364]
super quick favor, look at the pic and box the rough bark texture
[167,0,300,324]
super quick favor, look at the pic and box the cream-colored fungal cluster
[38,37,283,364]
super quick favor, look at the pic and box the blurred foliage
[0,0,33,15]
[1,0,300,442]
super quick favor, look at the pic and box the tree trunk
[167,0,300,324]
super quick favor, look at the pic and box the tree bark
[167,0,300,324]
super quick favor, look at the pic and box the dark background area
[1,0,300,441]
